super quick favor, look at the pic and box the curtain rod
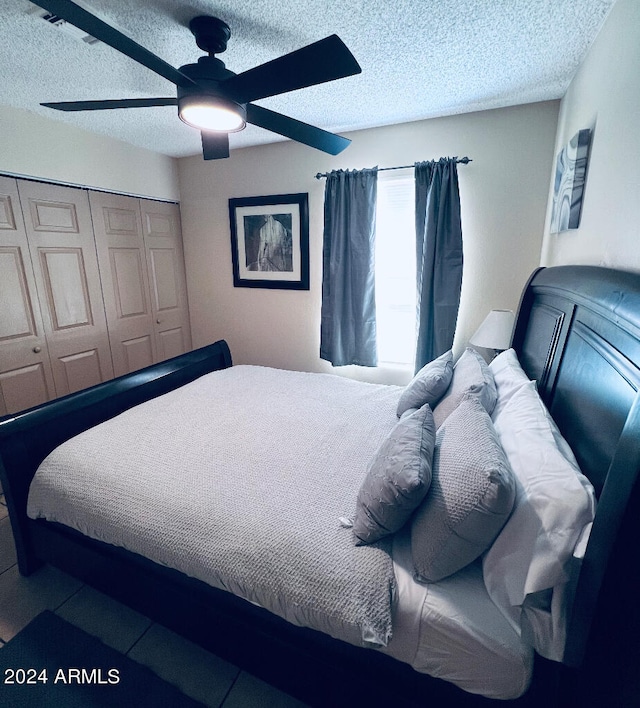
[314,156,472,180]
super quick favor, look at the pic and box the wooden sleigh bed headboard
[512,266,640,703]
[1,265,639,706]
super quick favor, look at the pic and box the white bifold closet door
[92,193,192,373]
[140,200,191,362]
[90,191,158,377]
[0,176,56,415]
[17,180,115,399]
[0,178,191,415]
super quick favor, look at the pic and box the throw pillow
[411,396,516,582]
[352,404,436,545]
[396,350,454,417]
[432,348,497,428]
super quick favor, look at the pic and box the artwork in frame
[550,128,592,234]
[229,193,310,290]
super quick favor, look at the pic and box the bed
[1,264,639,707]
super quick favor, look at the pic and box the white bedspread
[27,364,533,698]
[28,365,399,648]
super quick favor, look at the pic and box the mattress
[386,529,532,699]
[27,364,532,699]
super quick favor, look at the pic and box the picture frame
[550,128,592,234]
[228,193,309,290]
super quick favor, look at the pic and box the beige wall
[540,0,640,272]
[0,104,180,201]
[179,101,558,384]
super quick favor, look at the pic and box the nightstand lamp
[469,309,515,359]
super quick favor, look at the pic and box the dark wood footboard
[0,339,232,575]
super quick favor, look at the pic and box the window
[375,170,416,366]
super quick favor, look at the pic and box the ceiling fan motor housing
[176,56,246,130]
[177,55,236,92]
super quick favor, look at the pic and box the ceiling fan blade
[201,131,230,160]
[30,0,197,89]
[41,98,177,112]
[246,104,350,155]
[222,35,361,104]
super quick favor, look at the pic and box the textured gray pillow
[352,404,436,545]
[432,347,497,429]
[411,396,515,582]
[396,350,454,417]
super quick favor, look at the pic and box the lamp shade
[469,309,515,351]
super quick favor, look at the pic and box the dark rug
[0,611,203,707]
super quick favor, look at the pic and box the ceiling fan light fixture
[30,1,361,159]
[178,95,246,132]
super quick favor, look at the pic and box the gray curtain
[320,168,378,366]
[414,158,463,372]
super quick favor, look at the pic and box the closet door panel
[57,348,104,394]
[0,177,55,415]
[148,247,180,312]
[111,248,146,317]
[141,200,192,361]
[157,327,185,361]
[121,335,154,372]
[39,248,92,328]
[90,192,157,376]
[0,364,51,415]
[0,247,36,338]
[0,193,17,230]
[29,198,79,232]
[18,180,114,397]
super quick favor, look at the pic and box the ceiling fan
[32,0,362,160]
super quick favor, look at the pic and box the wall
[0,104,180,201]
[540,0,640,271]
[178,101,559,384]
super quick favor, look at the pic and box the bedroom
[0,0,639,706]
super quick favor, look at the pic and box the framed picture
[550,128,592,234]
[228,193,309,290]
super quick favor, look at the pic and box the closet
[0,175,191,416]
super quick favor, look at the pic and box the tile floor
[0,492,307,707]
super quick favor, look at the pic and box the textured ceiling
[0,0,617,159]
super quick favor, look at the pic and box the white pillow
[489,348,531,420]
[482,380,596,661]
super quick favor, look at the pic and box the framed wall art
[550,128,592,234]
[228,193,309,290]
